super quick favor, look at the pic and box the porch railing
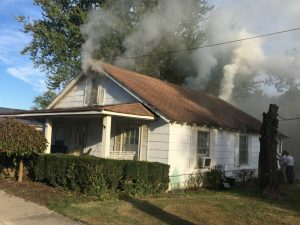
[109,151,136,160]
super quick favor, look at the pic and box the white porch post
[44,118,52,154]
[101,115,111,158]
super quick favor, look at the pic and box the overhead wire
[115,27,300,61]
[278,114,300,121]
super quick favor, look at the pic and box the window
[197,131,210,157]
[116,127,139,160]
[239,135,249,165]
[124,128,139,146]
[113,126,143,160]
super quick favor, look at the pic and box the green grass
[47,183,300,225]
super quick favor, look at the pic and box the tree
[18,0,108,90]
[258,104,280,195]
[32,90,57,109]
[19,0,212,91]
[0,118,47,182]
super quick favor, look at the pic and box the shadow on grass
[228,181,300,213]
[121,195,195,225]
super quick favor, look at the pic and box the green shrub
[32,154,169,196]
[0,118,47,182]
[204,169,222,190]
[0,118,47,155]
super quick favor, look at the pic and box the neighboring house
[0,62,283,187]
[0,107,21,117]
[0,107,42,130]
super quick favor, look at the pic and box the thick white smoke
[184,0,300,102]
[81,0,210,75]
[219,30,264,101]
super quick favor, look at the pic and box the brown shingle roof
[0,103,154,118]
[101,63,262,133]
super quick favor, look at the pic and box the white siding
[250,135,260,170]
[54,78,86,108]
[103,79,137,105]
[164,125,261,189]
[168,124,191,173]
[215,131,237,170]
[147,119,170,165]
[214,131,260,171]
[168,124,191,189]
[53,76,137,109]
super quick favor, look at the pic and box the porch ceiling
[0,103,155,120]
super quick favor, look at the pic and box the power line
[115,27,300,61]
[278,114,300,121]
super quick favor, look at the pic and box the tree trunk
[258,104,280,195]
[17,159,24,183]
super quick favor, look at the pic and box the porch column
[101,115,111,158]
[44,118,52,154]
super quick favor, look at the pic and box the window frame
[114,126,141,160]
[239,134,249,165]
[197,131,210,157]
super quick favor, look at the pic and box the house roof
[100,62,262,133]
[0,103,154,119]
[0,107,22,113]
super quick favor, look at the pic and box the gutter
[0,110,154,120]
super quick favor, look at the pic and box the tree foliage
[0,118,47,182]
[0,118,47,156]
[32,90,57,109]
[18,0,107,90]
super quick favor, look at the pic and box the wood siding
[103,78,137,105]
[211,131,260,173]
[54,78,86,108]
[168,124,191,176]
[147,119,170,165]
[53,76,137,109]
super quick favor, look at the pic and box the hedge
[32,154,170,196]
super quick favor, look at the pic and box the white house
[1,62,274,187]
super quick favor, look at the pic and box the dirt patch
[0,178,74,206]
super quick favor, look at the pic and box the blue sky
[0,0,44,110]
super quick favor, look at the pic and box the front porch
[46,115,150,161]
[1,103,154,161]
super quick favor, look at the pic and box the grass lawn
[47,183,300,225]
[1,179,299,225]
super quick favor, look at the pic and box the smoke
[208,0,300,176]
[185,0,300,102]
[81,0,210,75]
[115,0,197,69]
[218,30,265,101]
[81,9,121,73]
